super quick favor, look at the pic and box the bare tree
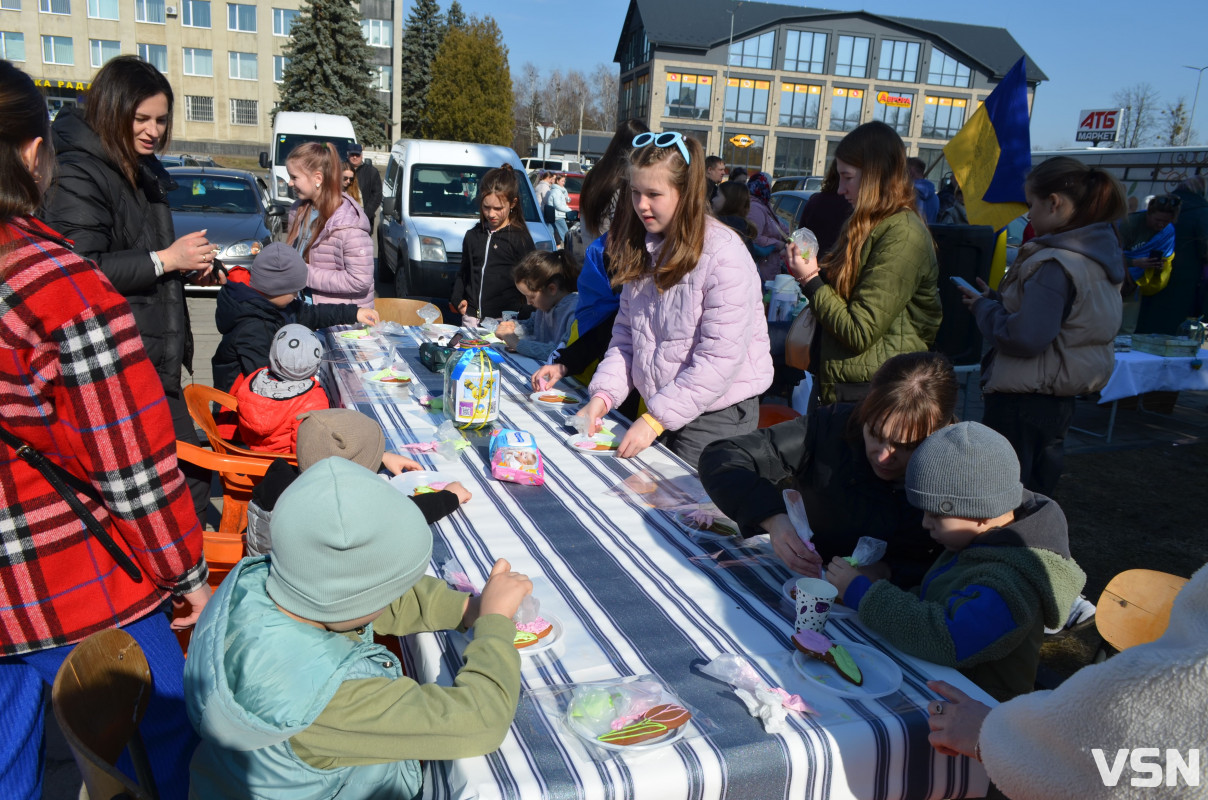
[512,61,542,156]
[1157,97,1197,146]
[1113,83,1160,147]
[590,63,619,131]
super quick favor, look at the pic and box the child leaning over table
[495,248,579,362]
[185,458,530,798]
[826,422,1086,701]
[245,408,471,557]
[233,324,328,454]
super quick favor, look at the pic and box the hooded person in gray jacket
[955,157,1125,497]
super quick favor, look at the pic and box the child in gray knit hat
[184,458,531,798]
[233,323,328,455]
[826,422,1086,701]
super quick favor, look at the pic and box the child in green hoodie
[827,422,1086,701]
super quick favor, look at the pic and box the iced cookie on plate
[792,630,863,686]
[513,617,553,649]
[597,703,692,746]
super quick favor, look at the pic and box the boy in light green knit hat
[184,458,530,798]
[826,422,1085,700]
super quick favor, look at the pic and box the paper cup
[794,577,838,633]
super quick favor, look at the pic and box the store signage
[34,79,91,91]
[729,134,755,148]
[1075,108,1123,143]
[877,91,911,108]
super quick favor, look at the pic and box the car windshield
[408,164,541,222]
[167,177,261,214]
[564,175,584,193]
[274,134,356,164]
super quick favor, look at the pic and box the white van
[378,139,555,299]
[521,156,584,174]
[258,112,357,208]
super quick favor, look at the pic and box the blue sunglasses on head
[633,131,691,165]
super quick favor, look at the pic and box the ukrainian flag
[943,57,1031,233]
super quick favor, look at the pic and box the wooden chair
[1096,569,1189,653]
[51,629,158,800]
[375,298,442,326]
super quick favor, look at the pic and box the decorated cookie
[513,616,553,649]
[597,719,669,746]
[792,630,863,686]
[572,435,618,452]
[539,393,579,405]
[643,703,692,730]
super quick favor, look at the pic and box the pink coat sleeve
[644,249,762,430]
[307,225,375,307]
[587,284,635,409]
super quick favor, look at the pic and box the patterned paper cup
[794,577,838,633]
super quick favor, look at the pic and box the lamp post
[1184,65,1208,146]
[718,4,737,158]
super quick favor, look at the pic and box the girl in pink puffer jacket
[580,132,773,468]
[285,142,375,308]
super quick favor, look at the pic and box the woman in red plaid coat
[0,62,208,800]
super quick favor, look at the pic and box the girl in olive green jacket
[788,122,942,404]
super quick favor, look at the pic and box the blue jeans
[0,610,197,800]
[553,218,568,245]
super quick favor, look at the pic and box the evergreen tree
[278,0,388,146]
[426,15,512,145]
[445,0,466,31]
[397,0,444,138]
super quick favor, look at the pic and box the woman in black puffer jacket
[39,56,217,517]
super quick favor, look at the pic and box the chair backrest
[182,384,297,465]
[757,403,801,428]
[375,298,443,326]
[51,629,157,800]
[1097,568,1189,652]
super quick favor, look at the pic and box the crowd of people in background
[2,49,1207,800]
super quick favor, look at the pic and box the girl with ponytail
[786,121,943,405]
[956,156,1126,495]
[286,141,375,307]
[495,248,579,361]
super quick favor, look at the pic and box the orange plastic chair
[758,403,801,428]
[176,436,281,537]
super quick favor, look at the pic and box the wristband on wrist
[641,413,664,436]
[149,250,165,277]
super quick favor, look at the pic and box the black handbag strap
[0,426,143,583]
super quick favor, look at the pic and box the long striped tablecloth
[323,325,992,800]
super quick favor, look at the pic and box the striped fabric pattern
[0,217,205,657]
[325,326,992,800]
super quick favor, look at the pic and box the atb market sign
[1075,108,1123,144]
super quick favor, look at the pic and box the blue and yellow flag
[943,57,1031,232]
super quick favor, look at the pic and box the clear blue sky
[450,0,1208,148]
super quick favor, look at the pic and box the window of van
[408,164,541,222]
[274,133,356,164]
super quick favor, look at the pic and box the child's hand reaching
[786,242,820,284]
[357,308,381,327]
[478,558,532,619]
[531,363,568,391]
[495,320,516,336]
[617,416,658,458]
[444,480,472,505]
[577,397,609,435]
[825,556,861,603]
[382,452,423,474]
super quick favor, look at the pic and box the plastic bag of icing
[513,595,541,626]
[782,489,817,552]
[790,227,819,262]
[416,302,441,327]
[847,536,887,567]
[698,654,816,733]
[489,428,545,486]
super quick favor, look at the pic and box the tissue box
[489,428,545,486]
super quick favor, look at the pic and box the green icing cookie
[829,644,863,686]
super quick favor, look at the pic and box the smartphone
[211,258,229,279]
[950,276,979,294]
[447,332,465,349]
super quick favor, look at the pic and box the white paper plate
[792,642,902,699]
[514,614,563,656]
[336,330,383,347]
[529,390,582,409]
[565,711,686,752]
[424,323,460,338]
[566,433,619,456]
[364,367,415,388]
[388,470,460,497]
[781,577,855,618]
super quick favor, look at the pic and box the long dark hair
[84,55,174,187]
[579,118,649,239]
[1026,156,1126,233]
[851,351,958,444]
[0,61,50,220]
[477,163,525,230]
[823,122,918,300]
[512,247,579,293]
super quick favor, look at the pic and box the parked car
[769,189,817,232]
[771,175,824,194]
[378,139,556,301]
[160,154,200,167]
[557,172,585,212]
[165,167,286,291]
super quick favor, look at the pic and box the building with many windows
[1,0,401,151]
[614,0,1044,178]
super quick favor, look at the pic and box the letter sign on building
[1075,108,1123,143]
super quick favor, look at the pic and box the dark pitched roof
[621,0,1046,82]
[549,131,614,157]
